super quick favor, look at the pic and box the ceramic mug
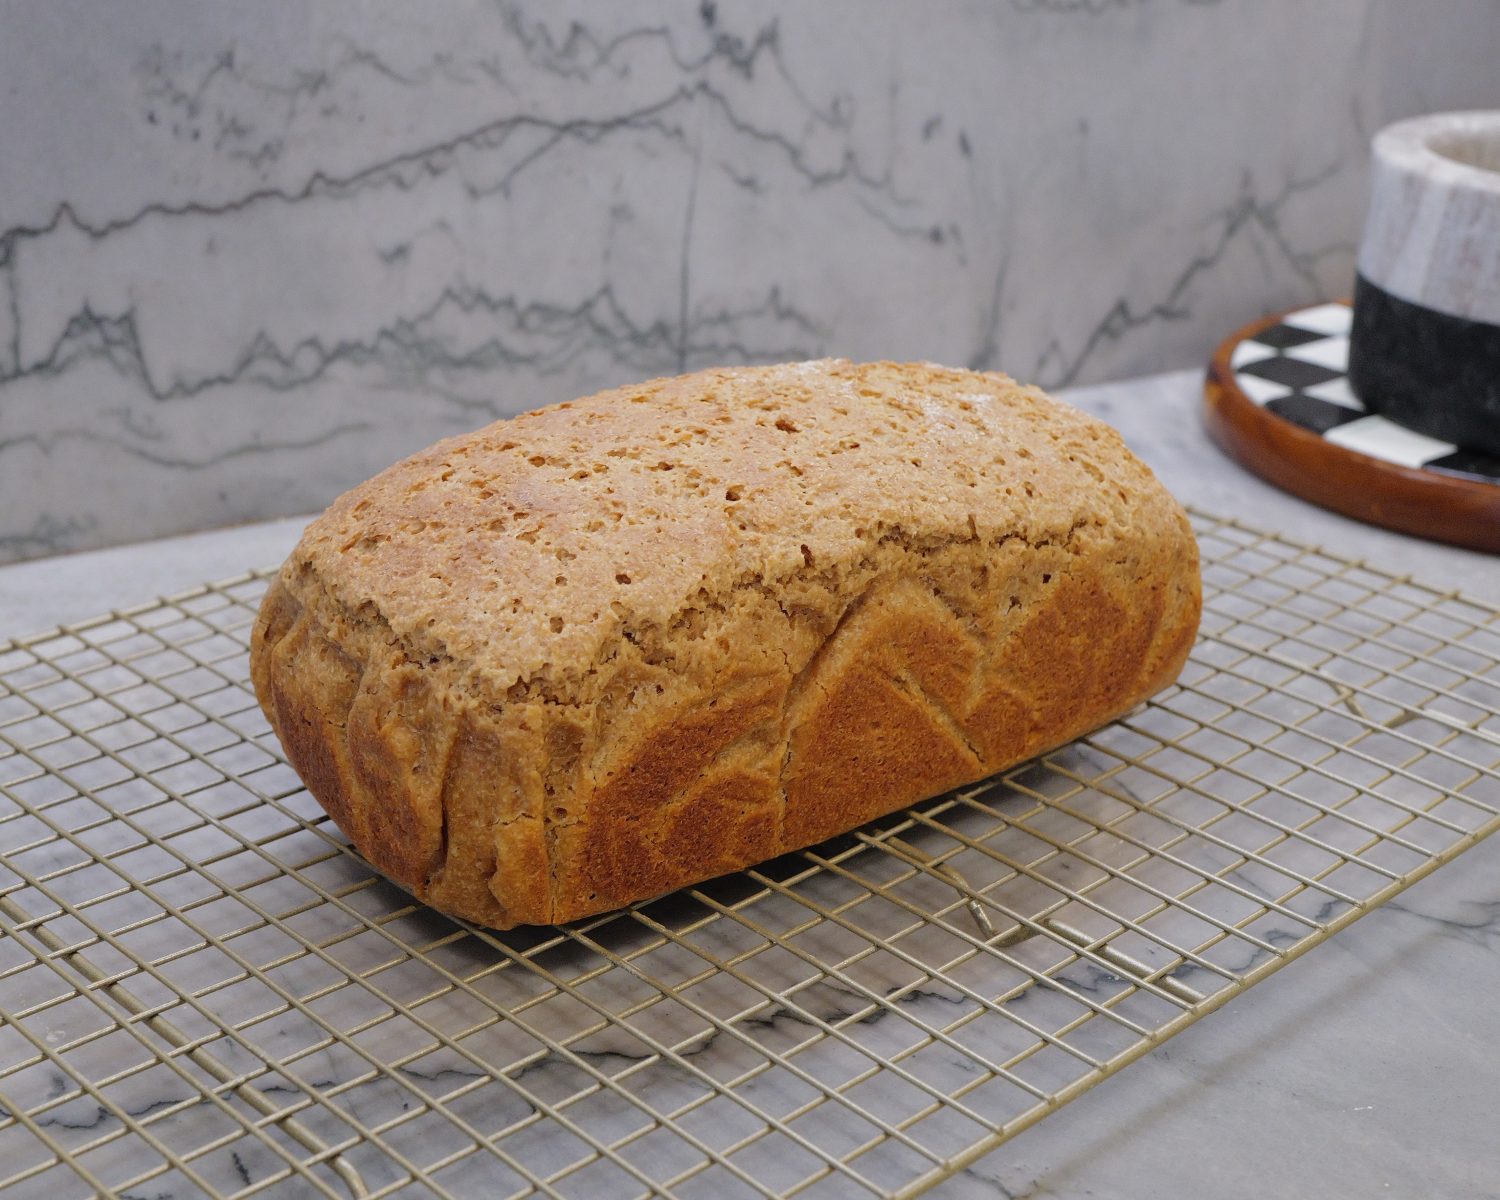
[1349,110,1500,455]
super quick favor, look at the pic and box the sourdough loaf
[250,360,1200,928]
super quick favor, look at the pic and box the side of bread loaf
[250,360,1200,928]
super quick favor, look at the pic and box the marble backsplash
[2,1,1498,564]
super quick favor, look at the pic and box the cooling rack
[1,510,1498,1200]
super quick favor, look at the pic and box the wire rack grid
[1,509,1498,1200]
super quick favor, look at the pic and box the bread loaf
[250,360,1200,928]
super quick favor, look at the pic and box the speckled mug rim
[1375,110,1500,196]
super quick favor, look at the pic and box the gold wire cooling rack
[1,509,1499,1200]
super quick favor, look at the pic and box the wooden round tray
[1204,301,1500,553]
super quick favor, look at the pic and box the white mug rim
[1374,110,1500,197]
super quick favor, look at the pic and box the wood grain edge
[1203,307,1500,555]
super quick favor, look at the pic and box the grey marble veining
[929,841,1500,1199]
[4,0,1500,562]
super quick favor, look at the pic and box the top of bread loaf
[289,360,1173,702]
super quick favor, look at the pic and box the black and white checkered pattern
[1231,302,1500,484]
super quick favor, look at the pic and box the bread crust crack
[249,360,1201,928]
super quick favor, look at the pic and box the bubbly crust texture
[250,360,1201,928]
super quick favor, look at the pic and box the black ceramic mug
[1349,111,1500,455]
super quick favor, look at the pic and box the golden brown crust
[249,360,1201,928]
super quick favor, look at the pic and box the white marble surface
[3,369,1498,1198]
[6,0,1500,562]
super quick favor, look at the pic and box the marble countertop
[3,368,1498,1199]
